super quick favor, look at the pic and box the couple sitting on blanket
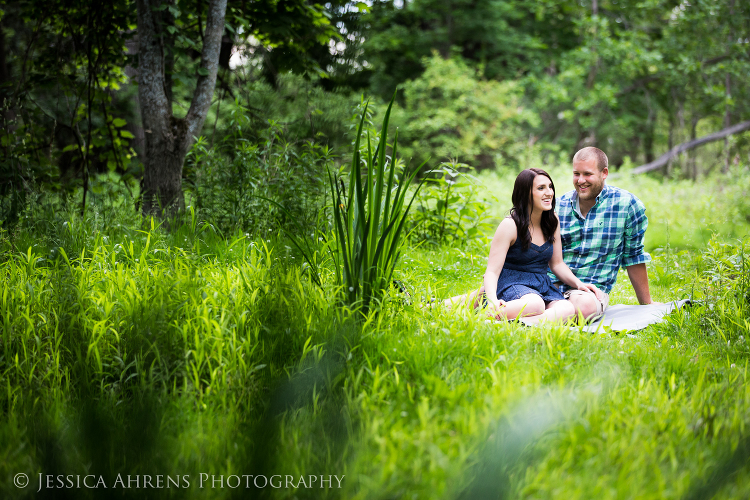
[447,147,655,325]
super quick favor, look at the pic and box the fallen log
[633,120,750,174]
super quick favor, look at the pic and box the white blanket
[580,299,692,333]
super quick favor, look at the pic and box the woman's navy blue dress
[495,239,564,303]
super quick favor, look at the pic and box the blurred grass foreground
[2,160,750,499]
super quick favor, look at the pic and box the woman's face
[530,175,554,213]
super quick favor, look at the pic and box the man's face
[572,158,608,202]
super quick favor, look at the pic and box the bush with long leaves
[328,97,426,315]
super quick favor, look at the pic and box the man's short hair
[573,147,608,171]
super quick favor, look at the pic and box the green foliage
[407,162,495,245]
[0,105,46,229]
[523,0,750,170]
[0,0,139,219]
[361,0,577,97]
[4,169,750,498]
[226,0,340,79]
[392,54,539,171]
[353,0,750,174]
[328,97,425,315]
[185,114,333,237]
[206,73,356,152]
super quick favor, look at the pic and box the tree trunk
[688,116,698,180]
[137,0,227,218]
[643,92,655,164]
[666,114,674,177]
[142,124,188,214]
[643,123,655,164]
[723,72,731,174]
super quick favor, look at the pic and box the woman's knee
[569,293,598,318]
[559,300,576,317]
[519,294,545,316]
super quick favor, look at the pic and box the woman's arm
[483,218,516,309]
[548,219,603,298]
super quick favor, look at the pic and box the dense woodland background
[2,0,750,228]
[3,1,750,499]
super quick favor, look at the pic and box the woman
[446,168,601,324]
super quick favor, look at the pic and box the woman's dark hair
[509,168,557,250]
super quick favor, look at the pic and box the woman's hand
[488,299,507,320]
[577,282,603,300]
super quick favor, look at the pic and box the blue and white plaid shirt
[549,184,651,294]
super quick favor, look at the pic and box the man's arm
[621,195,653,304]
[625,263,653,304]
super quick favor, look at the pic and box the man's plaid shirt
[549,184,651,294]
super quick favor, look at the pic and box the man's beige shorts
[563,289,610,320]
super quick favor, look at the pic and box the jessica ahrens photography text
[27,473,344,491]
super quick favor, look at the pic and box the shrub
[406,161,495,245]
[185,113,333,237]
[392,54,540,171]
[208,73,356,151]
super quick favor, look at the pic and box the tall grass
[3,163,750,499]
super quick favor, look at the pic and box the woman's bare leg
[443,286,483,309]
[566,292,599,320]
[491,293,545,320]
[445,290,547,320]
[521,299,576,325]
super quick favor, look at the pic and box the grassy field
[2,170,750,499]
[475,165,750,252]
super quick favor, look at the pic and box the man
[551,147,654,320]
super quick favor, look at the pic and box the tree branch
[632,120,750,174]
[184,0,228,143]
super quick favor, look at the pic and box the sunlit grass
[473,164,750,251]
[1,175,750,499]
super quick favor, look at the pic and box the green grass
[473,164,750,252]
[2,172,750,499]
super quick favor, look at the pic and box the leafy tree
[524,0,750,171]
[360,0,580,97]
[0,0,341,222]
[0,0,135,223]
[392,54,539,170]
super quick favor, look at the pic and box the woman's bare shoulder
[495,216,517,240]
[498,216,516,230]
